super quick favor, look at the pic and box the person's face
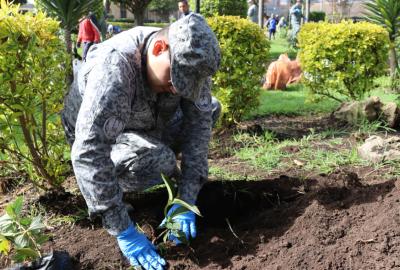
[147,39,177,94]
[296,0,302,6]
[179,2,189,14]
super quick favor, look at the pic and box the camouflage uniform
[62,21,221,236]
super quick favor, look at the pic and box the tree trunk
[64,28,72,55]
[105,0,111,13]
[258,0,264,28]
[64,27,74,87]
[134,10,145,26]
[305,0,310,22]
[389,44,398,77]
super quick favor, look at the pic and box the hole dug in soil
[39,172,399,270]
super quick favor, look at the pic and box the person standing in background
[178,0,192,19]
[289,0,303,43]
[277,16,287,31]
[247,0,258,24]
[267,14,278,40]
[77,12,101,61]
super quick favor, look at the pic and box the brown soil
[2,115,400,270]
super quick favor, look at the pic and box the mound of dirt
[37,170,400,270]
[3,114,399,270]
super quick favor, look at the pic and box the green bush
[144,22,169,28]
[108,17,135,23]
[309,11,325,22]
[107,21,134,31]
[207,16,270,125]
[298,21,389,102]
[0,196,48,264]
[0,2,70,190]
[201,0,247,18]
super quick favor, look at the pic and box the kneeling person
[62,14,221,270]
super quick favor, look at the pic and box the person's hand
[160,204,197,244]
[116,224,166,270]
[76,42,81,48]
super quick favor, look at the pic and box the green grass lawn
[268,34,297,62]
[249,76,399,119]
[371,76,400,103]
[248,84,341,118]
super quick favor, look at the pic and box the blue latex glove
[116,224,166,270]
[161,204,196,244]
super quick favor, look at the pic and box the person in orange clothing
[262,54,302,90]
[77,12,101,61]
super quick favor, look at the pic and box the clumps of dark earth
[2,115,399,269]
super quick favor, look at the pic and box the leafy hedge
[107,21,134,31]
[0,1,69,189]
[298,21,389,101]
[207,16,270,125]
[201,0,247,18]
[308,11,325,22]
[105,22,168,32]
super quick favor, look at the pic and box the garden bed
[1,114,400,270]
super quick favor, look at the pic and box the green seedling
[128,266,144,270]
[157,174,202,245]
[0,196,48,263]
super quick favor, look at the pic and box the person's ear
[152,39,168,56]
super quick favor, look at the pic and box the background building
[263,0,291,17]
[310,0,366,19]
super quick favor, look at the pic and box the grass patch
[249,76,399,119]
[355,119,397,136]
[297,147,366,174]
[232,130,367,175]
[268,35,297,61]
[209,166,248,180]
[377,160,400,178]
[371,76,400,104]
[235,145,288,171]
[233,131,291,171]
[248,84,340,118]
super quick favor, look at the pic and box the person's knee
[156,145,177,175]
[211,97,221,127]
[128,144,176,177]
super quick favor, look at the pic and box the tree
[148,0,175,22]
[110,0,152,26]
[364,0,400,76]
[37,0,103,54]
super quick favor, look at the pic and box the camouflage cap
[169,13,221,103]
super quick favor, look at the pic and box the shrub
[201,0,247,18]
[309,11,325,22]
[0,1,70,190]
[207,16,270,125]
[298,21,389,102]
[107,17,135,23]
[107,21,134,31]
[0,197,48,264]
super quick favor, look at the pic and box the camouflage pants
[109,97,221,192]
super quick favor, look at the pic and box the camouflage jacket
[63,27,213,235]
